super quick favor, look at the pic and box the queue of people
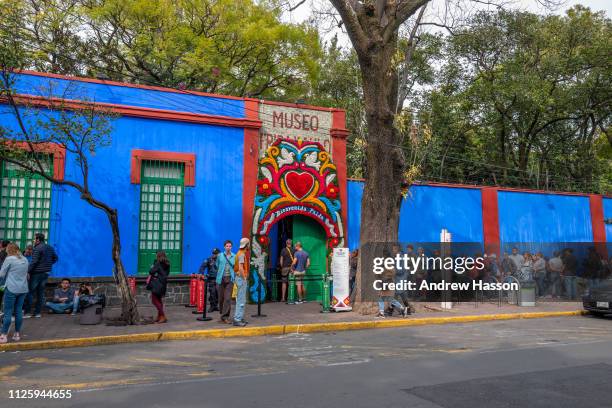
[0,233,61,343]
[194,237,253,327]
[498,246,611,300]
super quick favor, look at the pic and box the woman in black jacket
[148,251,170,323]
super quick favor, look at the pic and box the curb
[0,310,586,352]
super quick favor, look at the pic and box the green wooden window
[137,160,185,275]
[0,157,53,250]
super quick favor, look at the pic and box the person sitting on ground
[0,243,29,343]
[73,282,94,314]
[377,254,409,318]
[45,278,79,315]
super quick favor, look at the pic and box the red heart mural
[285,171,315,201]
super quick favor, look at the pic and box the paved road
[1,315,611,408]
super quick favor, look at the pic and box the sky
[287,0,611,45]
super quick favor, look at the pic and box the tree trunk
[107,209,140,324]
[353,40,406,314]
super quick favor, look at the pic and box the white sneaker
[376,312,386,318]
[33,314,41,318]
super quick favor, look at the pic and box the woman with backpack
[0,243,29,343]
[147,251,170,323]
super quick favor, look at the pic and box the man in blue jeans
[45,278,79,315]
[233,238,250,327]
[23,233,58,318]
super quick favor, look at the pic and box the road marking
[326,359,370,366]
[75,371,288,393]
[178,354,249,362]
[478,338,612,354]
[0,364,19,381]
[131,357,203,367]
[52,377,155,390]
[25,357,133,370]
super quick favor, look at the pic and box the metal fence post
[287,274,296,304]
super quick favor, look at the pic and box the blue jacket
[0,255,29,294]
[215,251,236,284]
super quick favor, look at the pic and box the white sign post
[440,229,453,310]
[331,247,352,312]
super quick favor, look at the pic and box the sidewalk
[1,300,584,351]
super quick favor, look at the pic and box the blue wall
[15,73,244,118]
[604,197,612,242]
[497,191,593,244]
[49,116,245,278]
[2,74,246,278]
[346,181,484,249]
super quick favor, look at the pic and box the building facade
[1,71,610,305]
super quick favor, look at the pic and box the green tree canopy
[417,6,611,193]
[2,0,321,99]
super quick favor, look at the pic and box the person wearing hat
[199,248,221,312]
[232,238,250,327]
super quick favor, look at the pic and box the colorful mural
[250,138,344,289]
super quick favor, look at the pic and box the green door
[137,161,185,275]
[292,215,327,302]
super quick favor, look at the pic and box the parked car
[582,279,612,316]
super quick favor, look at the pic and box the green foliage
[417,7,611,193]
[1,0,321,99]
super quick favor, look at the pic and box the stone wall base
[43,276,193,307]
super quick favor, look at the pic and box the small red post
[188,274,198,307]
[128,277,136,296]
[193,276,205,314]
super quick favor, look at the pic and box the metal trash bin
[79,305,103,325]
[519,281,536,307]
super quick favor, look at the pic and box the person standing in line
[199,248,220,312]
[508,247,523,275]
[279,239,294,303]
[216,240,235,324]
[233,238,250,327]
[0,240,9,318]
[533,252,547,297]
[147,251,170,323]
[561,248,578,300]
[519,252,534,282]
[291,242,310,304]
[547,251,564,299]
[0,243,29,343]
[23,245,33,263]
[0,240,9,266]
[23,233,58,319]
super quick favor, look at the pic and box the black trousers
[207,278,219,311]
[218,277,233,320]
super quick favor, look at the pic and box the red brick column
[331,109,349,241]
[481,187,501,256]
